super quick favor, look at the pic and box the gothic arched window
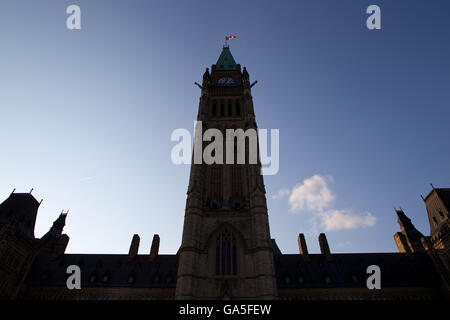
[215,229,237,276]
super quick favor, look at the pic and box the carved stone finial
[202,68,210,85]
[242,67,249,82]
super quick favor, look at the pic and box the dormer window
[89,274,97,283]
[41,270,50,280]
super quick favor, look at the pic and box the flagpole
[224,35,235,47]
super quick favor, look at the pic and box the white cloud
[288,174,335,212]
[271,188,290,200]
[283,174,376,232]
[317,210,376,231]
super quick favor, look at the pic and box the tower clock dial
[217,77,236,86]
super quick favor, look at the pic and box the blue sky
[0,0,449,255]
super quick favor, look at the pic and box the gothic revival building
[0,46,449,300]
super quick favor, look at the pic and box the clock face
[217,77,237,86]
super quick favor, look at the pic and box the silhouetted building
[0,47,449,300]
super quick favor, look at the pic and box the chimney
[318,233,331,260]
[128,234,140,260]
[149,234,160,261]
[297,233,309,259]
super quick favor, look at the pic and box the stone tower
[0,192,41,299]
[392,187,450,297]
[393,208,425,253]
[0,192,70,299]
[175,45,277,299]
[422,187,450,295]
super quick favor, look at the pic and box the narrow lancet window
[215,229,238,276]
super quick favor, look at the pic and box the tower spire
[394,208,425,253]
[215,46,237,71]
[41,212,67,243]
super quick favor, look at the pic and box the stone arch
[205,222,247,251]
[205,223,247,277]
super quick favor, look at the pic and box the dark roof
[26,252,178,288]
[26,250,441,290]
[274,252,441,289]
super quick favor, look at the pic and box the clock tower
[175,45,278,299]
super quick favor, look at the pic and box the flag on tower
[226,35,237,40]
